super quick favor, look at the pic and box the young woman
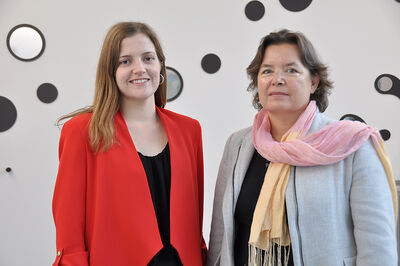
[207,29,397,266]
[52,22,206,266]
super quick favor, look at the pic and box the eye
[261,69,273,74]
[144,56,156,62]
[287,68,298,73]
[119,59,130,65]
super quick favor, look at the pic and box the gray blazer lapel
[233,131,255,206]
[219,127,255,265]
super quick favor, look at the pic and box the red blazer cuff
[52,249,89,266]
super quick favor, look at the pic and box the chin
[122,92,155,102]
[262,102,287,112]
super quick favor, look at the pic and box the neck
[120,97,157,124]
[269,110,303,141]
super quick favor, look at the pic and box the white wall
[0,0,399,265]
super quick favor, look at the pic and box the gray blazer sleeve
[351,139,397,265]
[207,134,235,266]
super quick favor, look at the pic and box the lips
[268,91,288,96]
[129,78,150,84]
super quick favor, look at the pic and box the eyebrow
[119,51,156,59]
[260,62,300,68]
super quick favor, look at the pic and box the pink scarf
[248,100,397,266]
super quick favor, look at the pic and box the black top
[234,149,294,266]
[138,144,183,266]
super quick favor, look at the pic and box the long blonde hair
[57,22,167,152]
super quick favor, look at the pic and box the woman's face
[257,43,319,116]
[115,33,161,105]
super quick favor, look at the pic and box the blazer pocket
[343,256,356,266]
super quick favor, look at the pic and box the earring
[159,74,165,85]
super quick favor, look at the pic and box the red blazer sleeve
[195,121,208,264]
[52,120,89,266]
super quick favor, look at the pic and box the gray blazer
[207,112,397,266]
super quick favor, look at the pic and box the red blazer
[52,107,206,266]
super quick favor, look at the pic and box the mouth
[268,91,289,96]
[129,78,150,85]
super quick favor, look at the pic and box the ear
[311,74,320,93]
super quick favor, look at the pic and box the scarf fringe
[248,243,291,266]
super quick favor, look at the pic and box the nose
[271,71,285,86]
[131,59,146,75]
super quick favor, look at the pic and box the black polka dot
[0,96,17,132]
[37,83,58,103]
[374,74,400,99]
[340,114,365,123]
[279,0,312,12]
[379,129,391,141]
[245,1,265,21]
[201,53,221,74]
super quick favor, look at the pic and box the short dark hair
[247,29,333,112]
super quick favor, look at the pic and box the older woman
[52,22,206,266]
[207,29,397,266]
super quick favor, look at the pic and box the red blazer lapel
[157,107,203,265]
[109,110,163,260]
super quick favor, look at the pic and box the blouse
[138,144,183,266]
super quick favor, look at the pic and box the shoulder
[63,112,92,127]
[57,113,92,153]
[311,112,379,158]
[226,126,252,147]
[218,126,253,160]
[159,107,201,131]
[353,137,381,166]
[61,112,92,138]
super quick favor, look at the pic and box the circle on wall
[379,129,391,141]
[374,74,400,99]
[201,53,221,74]
[37,83,58,103]
[340,114,365,123]
[0,96,17,132]
[377,76,392,92]
[245,1,265,21]
[166,66,183,102]
[6,24,45,62]
[279,0,312,12]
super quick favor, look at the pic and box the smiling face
[257,43,319,118]
[115,33,161,105]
